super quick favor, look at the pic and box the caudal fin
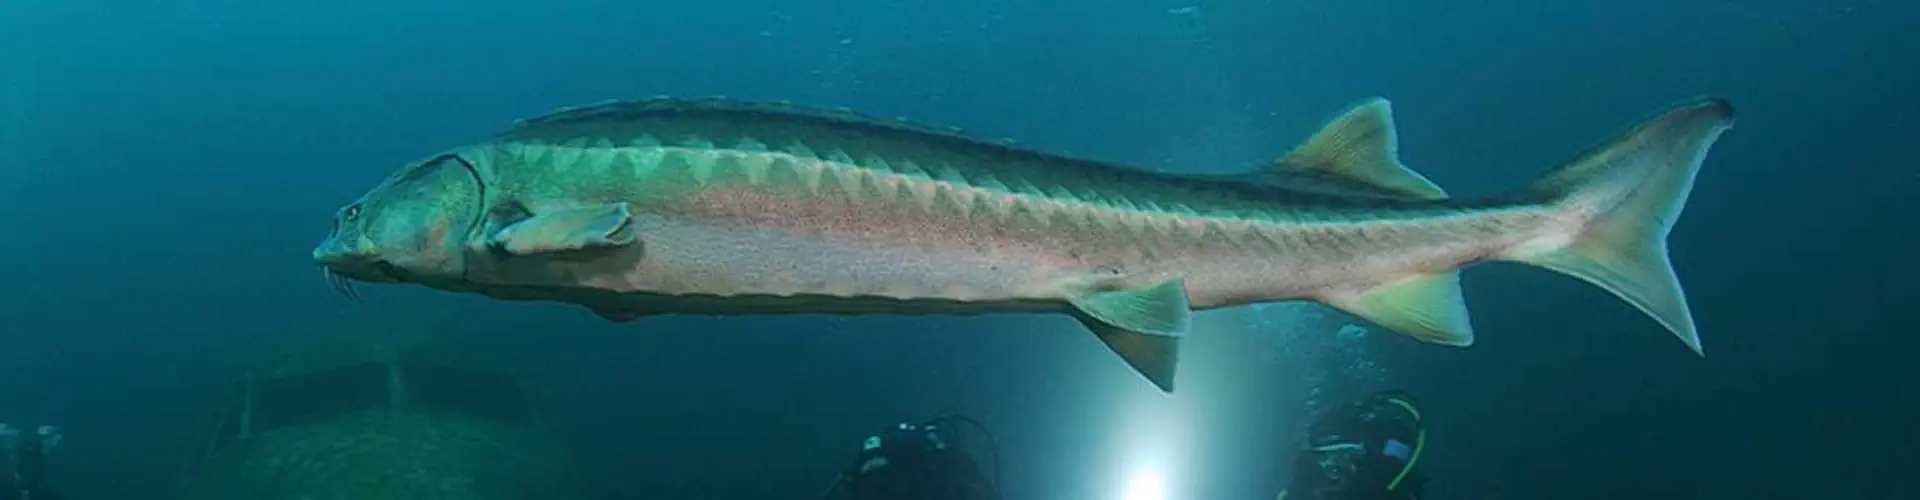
[1506,99,1736,355]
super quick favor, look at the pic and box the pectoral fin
[1069,277,1192,392]
[489,203,637,256]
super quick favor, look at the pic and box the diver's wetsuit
[1283,391,1427,500]
[844,422,995,500]
[9,434,61,500]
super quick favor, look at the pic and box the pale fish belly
[1153,205,1567,310]
[512,142,1565,315]
[569,179,1100,312]
[564,185,1565,315]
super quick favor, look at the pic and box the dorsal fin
[1265,98,1449,200]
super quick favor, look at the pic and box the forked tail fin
[1505,99,1736,354]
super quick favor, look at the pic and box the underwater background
[1,0,1914,498]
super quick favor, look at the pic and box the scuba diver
[1278,391,1428,500]
[822,415,1002,500]
[0,423,64,500]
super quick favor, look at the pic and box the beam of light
[1101,303,1346,500]
[1110,379,1187,500]
[1122,467,1168,500]
[1109,333,1194,500]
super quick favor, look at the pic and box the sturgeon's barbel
[313,97,1735,392]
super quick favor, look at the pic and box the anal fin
[1323,271,1474,346]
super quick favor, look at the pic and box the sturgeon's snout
[312,239,359,268]
[311,236,386,277]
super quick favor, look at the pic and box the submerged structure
[178,339,587,499]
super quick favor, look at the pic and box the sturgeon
[313,97,1736,392]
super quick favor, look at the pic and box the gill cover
[351,153,486,275]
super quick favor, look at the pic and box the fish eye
[343,204,362,222]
